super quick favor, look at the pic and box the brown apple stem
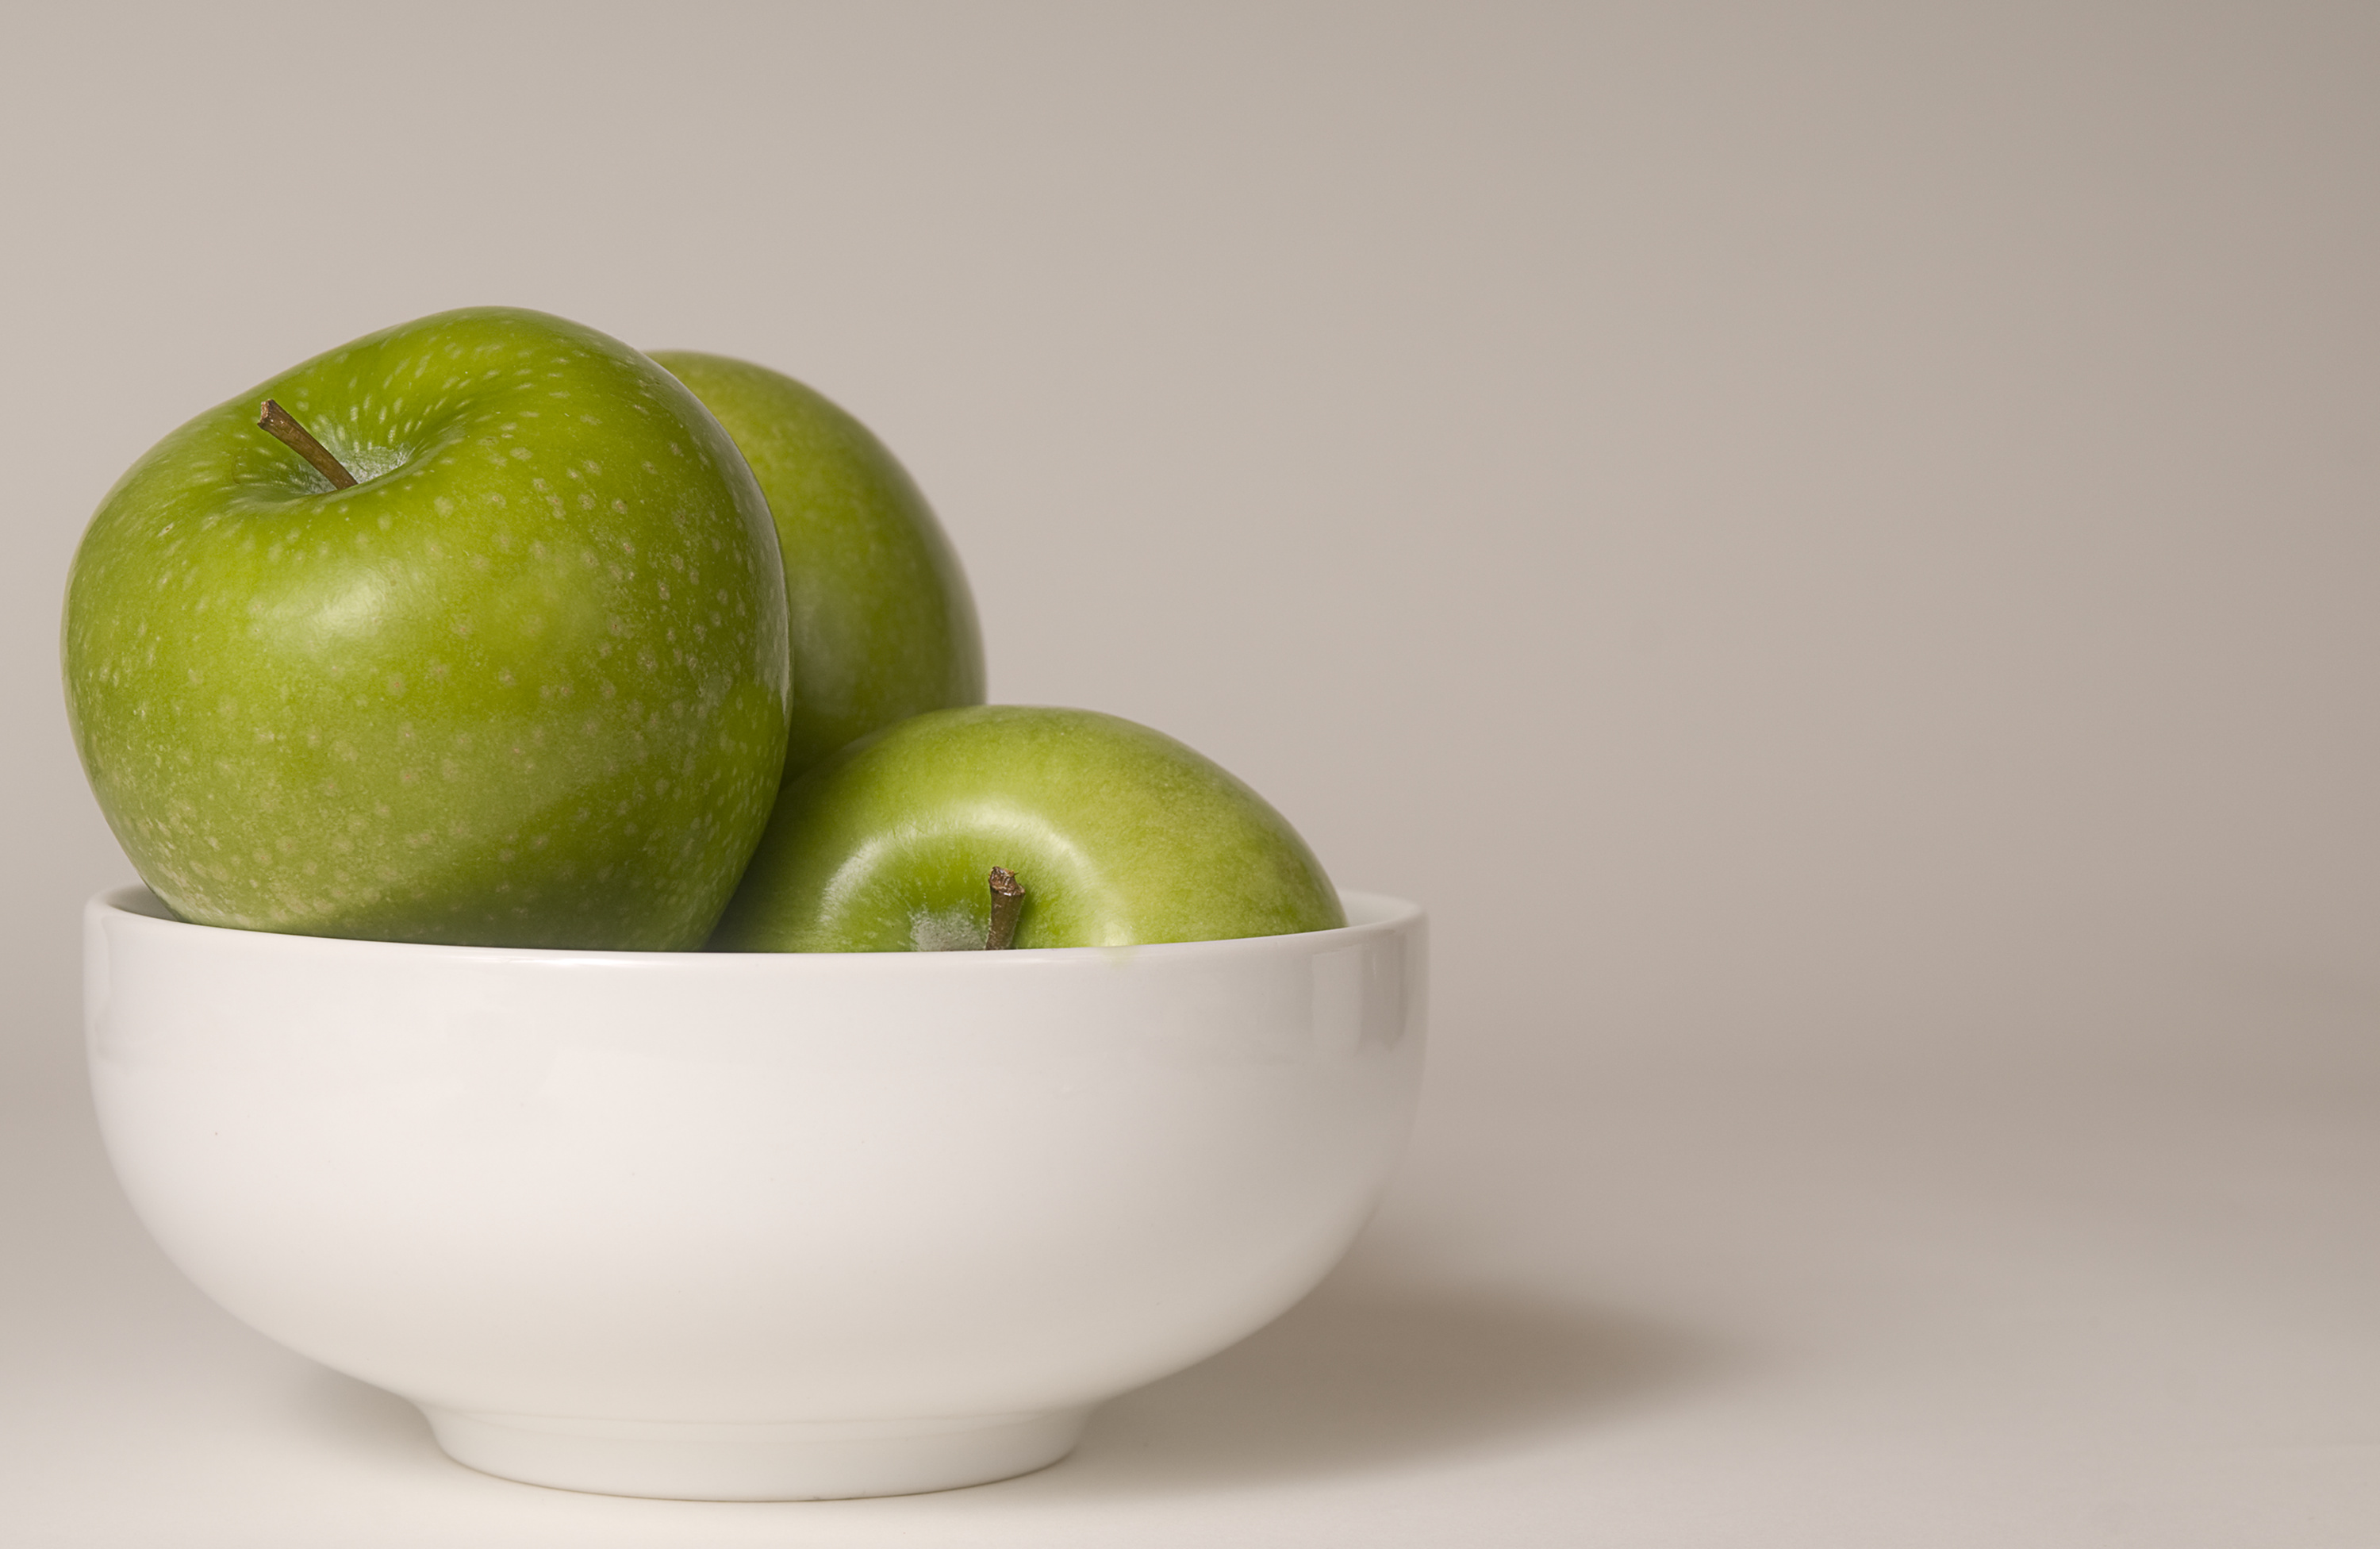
[985,867,1025,951]
[258,399,358,489]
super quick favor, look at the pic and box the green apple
[647,352,984,782]
[63,307,791,950]
[708,705,1345,951]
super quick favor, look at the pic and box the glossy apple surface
[709,705,1345,951]
[648,352,983,782]
[63,308,790,949]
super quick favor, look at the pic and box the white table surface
[6,940,2373,1547]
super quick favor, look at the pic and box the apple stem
[259,399,359,490]
[985,867,1025,951]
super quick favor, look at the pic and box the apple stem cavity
[259,399,359,490]
[985,867,1025,951]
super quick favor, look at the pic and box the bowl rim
[87,884,1424,971]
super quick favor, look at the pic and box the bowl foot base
[418,1403,1093,1500]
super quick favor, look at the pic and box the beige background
[2,4,2374,1543]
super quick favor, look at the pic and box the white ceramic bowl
[83,886,1425,1500]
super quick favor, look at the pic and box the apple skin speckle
[63,307,791,951]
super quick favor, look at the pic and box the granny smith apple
[63,306,791,950]
[647,352,984,782]
[709,705,1345,951]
